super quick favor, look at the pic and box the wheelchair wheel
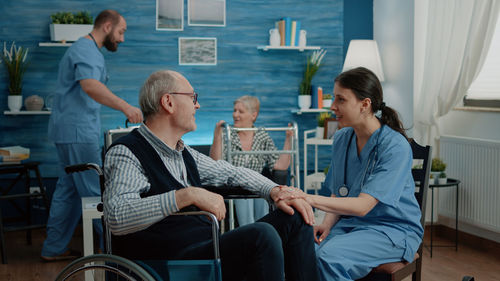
[55,254,157,281]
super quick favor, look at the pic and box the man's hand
[123,105,143,124]
[176,187,226,221]
[275,197,315,226]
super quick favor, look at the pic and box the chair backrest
[410,140,432,227]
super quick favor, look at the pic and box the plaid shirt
[222,127,279,173]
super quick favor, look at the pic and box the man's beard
[103,33,118,52]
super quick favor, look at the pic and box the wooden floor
[0,227,499,281]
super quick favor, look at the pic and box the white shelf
[257,45,321,52]
[4,110,51,115]
[39,42,72,47]
[292,108,331,115]
[305,137,333,145]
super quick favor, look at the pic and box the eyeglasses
[169,92,198,105]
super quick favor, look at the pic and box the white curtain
[414,0,500,148]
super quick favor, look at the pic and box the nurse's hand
[272,186,307,202]
[313,224,331,245]
[275,197,315,226]
[124,105,143,124]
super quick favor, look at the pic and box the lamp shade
[342,40,385,82]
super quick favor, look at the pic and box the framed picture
[178,37,217,65]
[188,0,226,26]
[324,118,339,139]
[156,0,183,31]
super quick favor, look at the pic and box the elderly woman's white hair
[234,95,260,122]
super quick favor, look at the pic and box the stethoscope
[337,125,384,197]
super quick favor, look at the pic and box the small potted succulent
[50,11,93,42]
[2,42,29,112]
[438,172,447,185]
[430,158,447,184]
[316,112,331,138]
[322,93,333,108]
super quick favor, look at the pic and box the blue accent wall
[344,0,374,57]
[1,0,372,178]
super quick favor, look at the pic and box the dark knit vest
[108,129,212,260]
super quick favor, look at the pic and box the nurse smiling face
[331,82,368,129]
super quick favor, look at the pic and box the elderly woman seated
[210,95,292,226]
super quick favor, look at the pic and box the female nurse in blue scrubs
[296,67,423,281]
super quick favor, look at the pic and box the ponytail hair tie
[379,102,386,111]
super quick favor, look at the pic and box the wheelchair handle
[65,163,103,176]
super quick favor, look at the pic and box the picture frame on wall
[188,0,226,26]
[157,0,183,31]
[324,118,339,139]
[178,37,217,65]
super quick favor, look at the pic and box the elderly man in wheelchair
[100,70,319,281]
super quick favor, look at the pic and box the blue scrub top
[48,37,107,144]
[323,126,423,262]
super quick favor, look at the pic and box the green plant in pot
[298,49,326,110]
[430,158,446,184]
[51,11,93,24]
[438,171,447,184]
[316,112,331,138]
[49,11,94,42]
[299,49,327,95]
[2,42,29,112]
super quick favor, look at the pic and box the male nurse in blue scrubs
[42,9,143,261]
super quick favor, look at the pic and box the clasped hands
[270,185,315,225]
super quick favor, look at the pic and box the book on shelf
[294,21,301,46]
[284,17,292,46]
[290,21,297,46]
[278,20,285,46]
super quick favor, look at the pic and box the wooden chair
[358,140,431,281]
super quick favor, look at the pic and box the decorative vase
[8,95,23,112]
[316,127,324,139]
[298,95,311,110]
[25,95,44,111]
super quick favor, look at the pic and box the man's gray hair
[139,70,183,119]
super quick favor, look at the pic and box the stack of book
[0,146,30,164]
[276,17,301,46]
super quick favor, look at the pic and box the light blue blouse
[323,126,423,262]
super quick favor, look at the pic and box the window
[464,15,500,108]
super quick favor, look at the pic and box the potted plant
[316,112,331,138]
[322,93,333,108]
[50,11,93,42]
[298,49,326,110]
[430,157,446,184]
[2,42,29,112]
[438,172,447,184]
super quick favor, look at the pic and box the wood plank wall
[0,0,372,178]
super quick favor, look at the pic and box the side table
[428,178,460,257]
[0,161,50,264]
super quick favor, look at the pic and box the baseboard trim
[425,224,500,255]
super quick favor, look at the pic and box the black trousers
[177,209,320,281]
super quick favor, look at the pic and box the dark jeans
[177,209,320,281]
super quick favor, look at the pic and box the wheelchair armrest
[171,211,220,259]
[203,186,260,199]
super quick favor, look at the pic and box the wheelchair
[55,163,222,281]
